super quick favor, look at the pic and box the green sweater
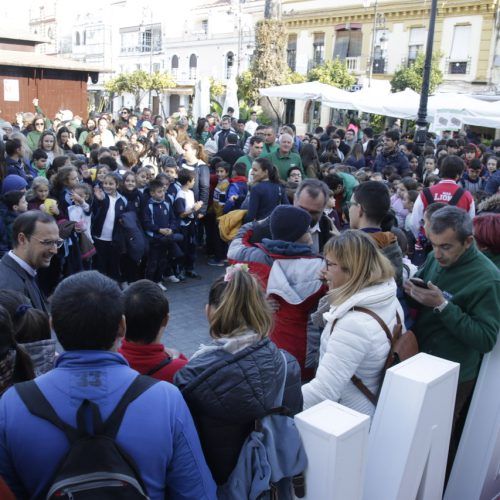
[413,244,500,383]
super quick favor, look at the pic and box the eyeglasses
[35,122,44,126]
[323,258,333,269]
[347,201,360,208]
[31,237,64,249]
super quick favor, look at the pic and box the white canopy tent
[259,81,358,109]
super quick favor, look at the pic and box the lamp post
[414,0,438,146]
[363,1,386,88]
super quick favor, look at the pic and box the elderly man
[0,271,216,499]
[263,133,304,180]
[404,206,500,471]
[0,211,60,312]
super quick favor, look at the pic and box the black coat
[174,337,302,485]
[0,253,48,312]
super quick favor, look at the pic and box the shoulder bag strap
[103,375,159,438]
[351,306,393,343]
[15,381,79,442]
[145,356,172,377]
[328,307,401,406]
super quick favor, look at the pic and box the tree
[105,69,176,109]
[249,20,289,98]
[209,77,226,114]
[307,59,356,89]
[390,52,443,94]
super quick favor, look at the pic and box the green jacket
[413,244,500,383]
[235,154,255,176]
[263,150,303,180]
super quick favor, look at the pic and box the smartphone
[409,278,428,289]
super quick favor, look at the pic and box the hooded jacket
[302,279,403,417]
[228,224,326,379]
[174,336,302,485]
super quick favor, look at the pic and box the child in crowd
[323,189,341,231]
[422,155,438,185]
[223,162,248,214]
[27,177,59,216]
[174,169,203,279]
[0,191,28,248]
[92,173,127,281]
[403,190,419,233]
[460,159,485,194]
[119,280,188,382]
[208,162,230,267]
[94,164,111,187]
[165,164,181,205]
[390,177,418,228]
[135,167,150,193]
[30,149,49,178]
[143,179,183,289]
[483,154,497,180]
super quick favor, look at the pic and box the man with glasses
[0,211,60,312]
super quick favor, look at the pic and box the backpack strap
[274,351,288,407]
[448,187,465,206]
[15,381,80,443]
[103,375,159,438]
[145,356,172,377]
[422,187,434,207]
[351,306,394,344]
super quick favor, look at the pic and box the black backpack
[15,375,158,499]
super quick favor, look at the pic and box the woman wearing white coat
[302,230,404,417]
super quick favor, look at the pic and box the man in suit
[0,211,60,312]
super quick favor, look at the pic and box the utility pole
[414,0,438,146]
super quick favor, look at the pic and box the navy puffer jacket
[174,337,303,485]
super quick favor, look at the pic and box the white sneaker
[164,275,180,283]
[157,282,168,292]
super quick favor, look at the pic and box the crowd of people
[0,100,499,498]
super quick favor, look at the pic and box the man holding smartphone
[404,205,500,475]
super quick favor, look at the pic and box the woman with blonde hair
[175,266,302,486]
[302,230,403,416]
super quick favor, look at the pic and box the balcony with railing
[445,57,471,75]
[345,56,361,73]
[372,57,387,74]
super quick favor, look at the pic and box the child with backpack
[223,162,248,214]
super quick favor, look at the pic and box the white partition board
[445,335,500,500]
[295,400,370,500]
[363,353,459,500]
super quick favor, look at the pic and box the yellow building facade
[282,0,499,93]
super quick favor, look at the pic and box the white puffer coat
[302,279,403,417]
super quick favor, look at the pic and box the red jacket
[119,340,188,383]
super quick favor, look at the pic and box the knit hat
[1,175,28,195]
[270,205,312,242]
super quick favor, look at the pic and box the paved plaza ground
[160,254,227,357]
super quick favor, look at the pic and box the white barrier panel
[444,335,500,500]
[295,400,370,500]
[363,353,459,500]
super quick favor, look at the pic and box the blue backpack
[218,351,307,500]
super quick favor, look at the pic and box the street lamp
[363,0,385,88]
[414,0,438,146]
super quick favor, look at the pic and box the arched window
[226,51,234,79]
[171,55,179,78]
[189,54,197,80]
